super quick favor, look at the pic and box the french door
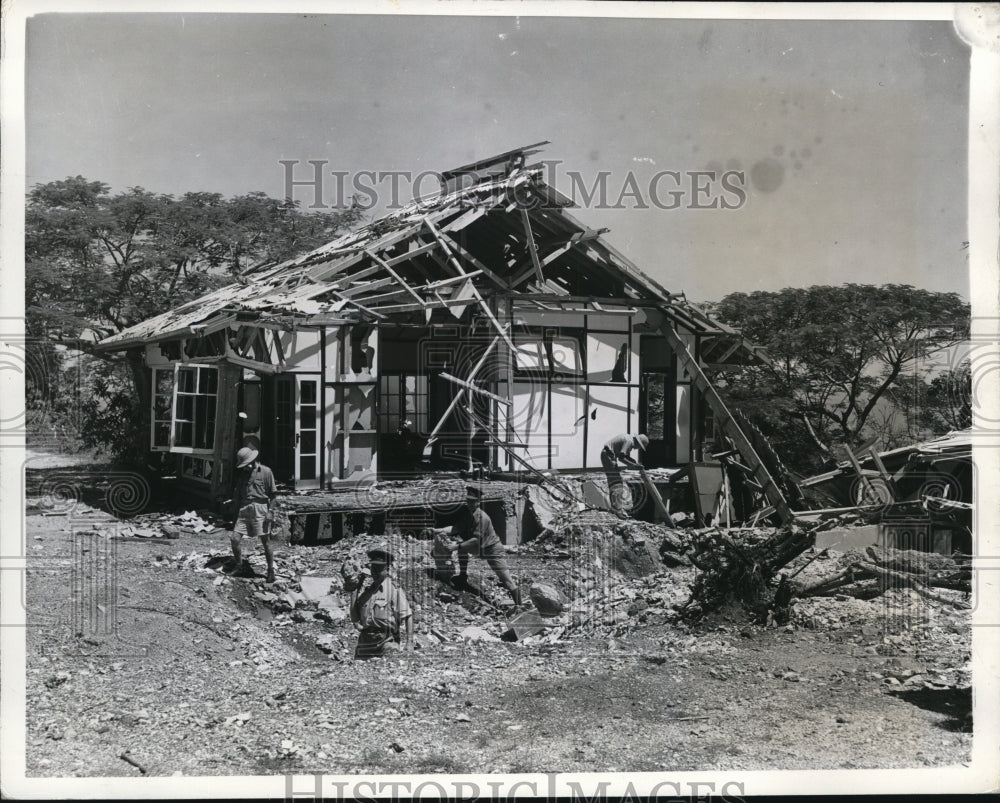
[273,374,321,489]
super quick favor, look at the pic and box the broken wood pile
[794,546,971,608]
[676,523,819,617]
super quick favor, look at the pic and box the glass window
[587,332,629,383]
[150,365,219,453]
[515,338,547,371]
[550,337,582,376]
[378,373,428,433]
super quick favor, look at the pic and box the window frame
[513,327,585,380]
[150,364,219,455]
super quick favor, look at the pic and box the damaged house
[96,143,794,528]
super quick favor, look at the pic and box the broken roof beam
[509,242,575,289]
[509,293,666,308]
[225,352,284,375]
[439,371,512,406]
[519,209,546,285]
[364,249,426,307]
[520,207,629,296]
[348,270,485,307]
[439,140,550,184]
[424,333,503,449]
[422,216,517,352]
[326,290,387,319]
[335,276,399,300]
[438,231,508,287]
[660,321,793,524]
[225,335,285,374]
[383,241,439,267]
[373,297,479,315]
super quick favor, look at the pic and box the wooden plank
[336,276,398,299]
[439,372,512,406]
[868,447,899,501]
[329,292,386,319]
[509,242,574,289]
[423,216,517,352]
[467,407,577,505]
[439,232,507,286]
[363,249,426,307]
[519,208,546,285]
[638,466,670,524]
[224,352,283,375]
[307,252,366,283]
[660,321,793,524]
[373,298,479,314]
[424,334,502,449]
[384,241,439,267]
[352,270,486,306]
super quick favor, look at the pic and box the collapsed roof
[96,142,767,368]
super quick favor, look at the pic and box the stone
[316,634,339,654]
[502,610,547,641]
[316,596,347,621]
[298,576,336,602]
[460,625,499,642]
[529,582,566,617]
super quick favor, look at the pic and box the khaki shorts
[233,502,269,539]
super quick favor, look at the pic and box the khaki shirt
[235,463,277,507]
[456,507,502,553]
[603,433,638,459]
[351,576,411,634]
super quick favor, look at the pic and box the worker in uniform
[228,446,278,583]
[345,547,413,659]
[427,486,522,608]
[601,433,649,517]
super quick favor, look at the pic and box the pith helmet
[236,446,259,469]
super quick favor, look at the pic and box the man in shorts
[229,446,278,583]
[428,486,522,607]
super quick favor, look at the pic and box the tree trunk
[126,348,151,464]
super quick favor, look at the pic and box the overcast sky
[24,10,970,302]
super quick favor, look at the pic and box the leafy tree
[709,284,969,474]
[26,177,361,458]
[26,177,360,345]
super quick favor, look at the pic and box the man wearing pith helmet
[229,445,278,583]
[600,433,649,517]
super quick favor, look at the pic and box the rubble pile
[789,588,971,689]
[106,510,228,539]
[512,511,695,639]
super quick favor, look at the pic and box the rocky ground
[21,463,973,778]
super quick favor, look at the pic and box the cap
[236,446,259,468]
[635,434,650,451]
[465,485,482,502]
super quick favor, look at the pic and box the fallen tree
[677,517,973,619]
[676,523,819,618]
[796,545,971,608]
